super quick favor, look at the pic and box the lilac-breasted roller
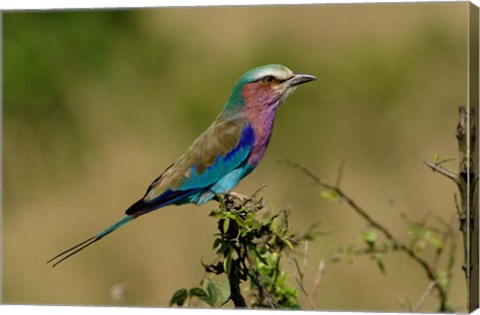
[47,64,315,267]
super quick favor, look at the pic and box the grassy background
[3,3,469,311]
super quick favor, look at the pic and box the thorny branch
[287,242,321,309]
[424,161,458,182]
[413,281,436,312]
[310,259,325,304]
[283,160,449,311]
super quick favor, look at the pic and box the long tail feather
[47,215,133,267]
[47,236,100,267]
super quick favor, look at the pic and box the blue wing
[180,124,254,190]
[125,122,255,215]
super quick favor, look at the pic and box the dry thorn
[413,281,436,312]
[335,159,346,188]
[310,260,325,303]
[250,184,267,199]
[302,242,309,278]
[398,297,413,312]
[286,247,316,309]
[423,160,459,183]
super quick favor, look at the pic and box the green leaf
[438,270,449,290]
[216,240,230,255]
[169,288,188,307]
[189,287,211,305]
[212,238,221,250]
[218,196,227,211]
[209,209,222,218]
[432,154,455,165]
[251,245,269,265]
[428,237,444,250]
[245,213,255,225]
[346,243,355,254]
[374,254,386,274]
[225,212,237,220]
[235,215,247,228]
[223,218,230,234]
[282,237,294,250]
[223,250,232,275]
[206,279,218,305]
[362,231,377,246]
[321,190,341,202]
[408,225,425,237]
[214,281,230,304]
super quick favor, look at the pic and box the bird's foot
[226,191,249,202]
[215,189,265,213]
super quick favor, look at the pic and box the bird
[47,64,316,267]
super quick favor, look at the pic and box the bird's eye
[262,75,276,84]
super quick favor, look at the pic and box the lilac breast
[245,104,278,166]
[241,82,283,167]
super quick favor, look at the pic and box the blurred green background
[3,2,469,311]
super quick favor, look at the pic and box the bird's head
[225,64,316,112]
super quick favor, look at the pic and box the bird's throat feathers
[241,81,280,129]
[240,83,281,166]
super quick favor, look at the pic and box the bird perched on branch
[48,64,316,267]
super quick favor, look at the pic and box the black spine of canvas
[468,2,479,312]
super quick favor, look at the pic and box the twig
[397,206,443,234]
[413,281,436,312]
[310,260,325,302]
[287,255,316,309]
[302,241,309,278]
[433,214,457,271]
[250,184,267,199]
[408,210,433,253]
[335,160,346,188]
[398,297,413,312]
[423,160,459,183]
[444,220,459,296]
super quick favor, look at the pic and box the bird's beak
[286,73,316,87]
